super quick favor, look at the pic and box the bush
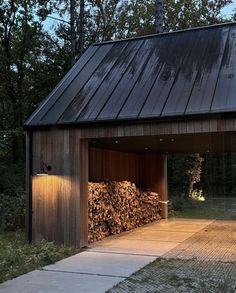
[0,191,25,231]
[169,195,186,212]
[0,231,80,283]
[169,194,203,212]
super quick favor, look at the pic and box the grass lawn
[170,197,236,220]
[108,258,236,292]
[0,231,80,284]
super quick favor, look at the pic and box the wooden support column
[159,154,168,219]
[79,139,88,247]
[25,132,32,243]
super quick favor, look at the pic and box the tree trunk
[78,0,85,57]
[70,0,77,65]
[155,0,164,34]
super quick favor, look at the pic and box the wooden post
[79,139,89,247]
[160,154,168,219]
[25,132,32,243]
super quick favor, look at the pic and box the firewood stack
[88,181,161,243]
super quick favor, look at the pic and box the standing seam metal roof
[26,22,236,127]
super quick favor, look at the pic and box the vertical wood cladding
[30,133,167,247]
[89,148,140,183]
[89,148,168,212]
[31,129,88,247]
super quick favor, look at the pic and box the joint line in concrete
[40,268,126,279]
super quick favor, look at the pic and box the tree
[57,0,86,64]
[0,0,70,192]
[164,0,232,31]
[155,0,164,33]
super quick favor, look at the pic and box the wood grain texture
[25,132,32,242]
[80,118,236,139]
[89,148,168,218]
[89,148,140,183]
[31,129,88,247]
[139,154,168,218]
[79,139,89,247]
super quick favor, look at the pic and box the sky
[222,1,236,16]
[44,1,236,34]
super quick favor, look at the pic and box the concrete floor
[0,219,219,293]
[89,218,214,256]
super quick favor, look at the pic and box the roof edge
[92,21,236,46]
[24,111,236,131]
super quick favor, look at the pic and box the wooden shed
[25,22,236,247]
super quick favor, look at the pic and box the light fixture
[145,147,149,150]
[36,163,52,176]
[171,138,175,142]
[115,140,119,144]
[159,138,164,142]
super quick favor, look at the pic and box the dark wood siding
[89,148,168,217]
[89,148,140,183]
[25,132,32,242]
[80,118,236,139]
[31,129,88,247]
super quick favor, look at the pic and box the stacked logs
[88,181,161,243]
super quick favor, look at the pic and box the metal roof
[26,22,236,127]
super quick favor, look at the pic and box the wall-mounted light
[115,140,119,144]
[37,163,52,176]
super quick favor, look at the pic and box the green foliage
[164,0,232,31]
[0,0,71,157]
[0,192,25,231]
[57,0,233,46]
[168,154,204,198]
[169,195,203,212]
[0,231,80,283]
[169,195,187,212]
[198,274,236,293]
[0,0,72,199]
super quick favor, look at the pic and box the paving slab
[141,223,211,233]
[90,218,213,257]
[44,251,156,277]
[90,239,181,256]
[0,270,122,293]
[119,230,194,242]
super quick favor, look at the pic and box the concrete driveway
[0,218,215,293]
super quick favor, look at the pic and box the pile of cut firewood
[88,181,161,243]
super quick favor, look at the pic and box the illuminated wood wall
[31,129,88,247]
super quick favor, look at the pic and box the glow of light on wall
[32,175,73,202]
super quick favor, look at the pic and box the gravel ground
[107,219,236,292]
[108,258,236,293]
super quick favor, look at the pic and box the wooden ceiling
[89,132,236,154]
